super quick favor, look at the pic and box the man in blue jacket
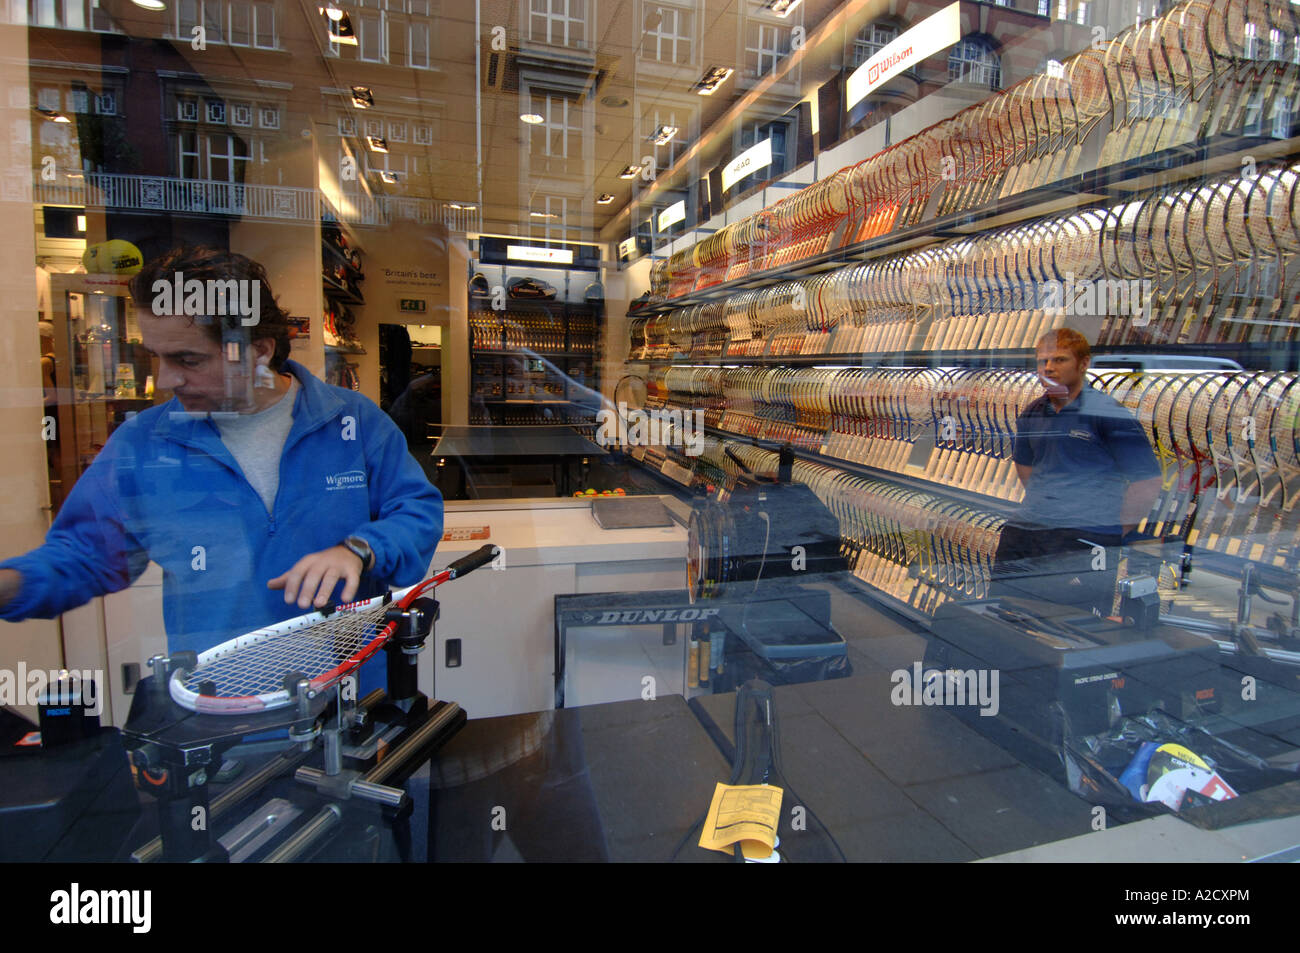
[0,247,444,661]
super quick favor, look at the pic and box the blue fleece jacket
[1,360,444,657]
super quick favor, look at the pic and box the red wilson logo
[869,45,914,89]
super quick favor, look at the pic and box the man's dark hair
[129,246,292,371]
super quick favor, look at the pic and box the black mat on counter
[420,697,730,862]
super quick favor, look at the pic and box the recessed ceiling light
[366,135,388,153]
[596,194,614,204]
[649,124,679,146]
[350,86,374,108]
[52,113,71,123]
[618,164,642,179]
[529,211,557,219]
[449,202,476,210]
[131,0,167,9]
[694,66,734,95]
[766,0,803,16]
[520,113,544,124]
[379,171,399,184]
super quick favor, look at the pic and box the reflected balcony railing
[32,173,481,232]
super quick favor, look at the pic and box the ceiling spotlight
[694,66,734,95]
[765,0,803,16]
[366,135,388,153]
[520,113,544,124]
[596,193,614,204]
[618,164,642,179]
[649,124,679,146]
[52,113,71,123]
[131,0,167,9]
[350,86,374,108]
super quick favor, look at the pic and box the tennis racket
[170,544,500,714]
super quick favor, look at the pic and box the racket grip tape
[446,544,500,579]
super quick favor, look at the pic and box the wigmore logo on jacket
[49,884,151,933]
[325,470,367,490]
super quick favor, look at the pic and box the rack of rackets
[1092,369,1300,570]
[795,459,1007,612]
[668,366,1034,500]
[632,161,1300,361]
[1092,164,1300,347]
[649,0,1300,302]
[657,366,1300,566]
[469,309,503,350]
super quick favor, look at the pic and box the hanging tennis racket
[170,544,500,714]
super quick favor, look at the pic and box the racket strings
[181,603,392,699]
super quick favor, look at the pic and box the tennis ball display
[83,239,143,275]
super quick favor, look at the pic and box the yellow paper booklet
[698,782,783,860]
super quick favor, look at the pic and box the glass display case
[3,0,1300,876]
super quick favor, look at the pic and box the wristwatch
[342,535,374,572]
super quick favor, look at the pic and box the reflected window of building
[531,93,582,159]
[1047,0,1091,22]
[746,22,788,79]
[177,0,278,49]
[949,35,1001,89]
[530,0,586,49]
[851,21,899,68]
[29,0,115,30]
[229,1,276,48]
[642,3,693,65]
[356,7,386,62]
[642,107,688,168]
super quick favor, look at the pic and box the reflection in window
[532,94,582,159]
[357,10,385,62]
[28,0,114,30]
[643,3,692,64]
[643,107,687,168]
[530,0,586,49]
[177,0,277,48]
[852,21,899,68]
[207,133,251,182]
[747,22,788,78]
[949,36,1001,89]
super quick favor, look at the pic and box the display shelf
[639,130,1298,315]
[617,0,1300,617]
[467,268,604,427]
[699,424,1022,517]
[628,349,1035,367]
[321,239,364,284]
[322,273,365,305]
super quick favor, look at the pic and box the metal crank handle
[445,543,500,579]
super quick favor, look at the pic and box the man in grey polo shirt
[993,327,1161,613]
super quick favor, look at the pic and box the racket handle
[446,544,500,579]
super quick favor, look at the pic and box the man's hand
[268,545,364,610]
[0,569,22,610]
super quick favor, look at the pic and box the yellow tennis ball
[83,239,143,275]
